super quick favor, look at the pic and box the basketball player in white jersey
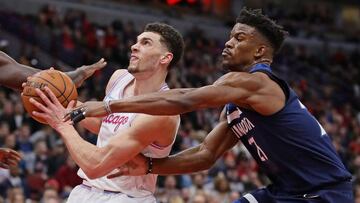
[29,22,185,203]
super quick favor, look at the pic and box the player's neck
[243,58,272,72]
[132,71,167,96]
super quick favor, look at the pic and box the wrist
[146,157,153,174]
[66,68,84,87]
[56,124,75,136]
[104,100,112,114]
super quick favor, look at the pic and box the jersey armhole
[255,70,290,102]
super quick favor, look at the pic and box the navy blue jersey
[226,64,351,194]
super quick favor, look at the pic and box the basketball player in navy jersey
[67,8,354,202]
[0,51,106,169]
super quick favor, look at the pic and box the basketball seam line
[58,72,70,105]
[36,75,66,98]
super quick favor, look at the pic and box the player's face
[128,32,168,77]
[222,23,259,71]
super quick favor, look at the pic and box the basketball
[21,69,78,124]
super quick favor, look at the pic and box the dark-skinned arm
[0,51,106,90]
[67,72,266,120]
[108,109,239,177]
[152,120,238,175]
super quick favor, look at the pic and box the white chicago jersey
[78,71,178,198]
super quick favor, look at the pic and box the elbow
[201,156,217,171]
[82,159,104,179]
[84,167,102,179]
[197,145,217,171]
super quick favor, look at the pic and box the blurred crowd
[0,2,359,203]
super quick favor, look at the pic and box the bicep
[182,85,251,109]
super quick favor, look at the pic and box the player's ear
[160,52,173,66]
[254,45,266,59]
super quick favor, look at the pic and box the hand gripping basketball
[21,69,78,124]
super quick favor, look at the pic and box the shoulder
[105,69,128,94]
[110,69,128,81]
[214,71,269,90]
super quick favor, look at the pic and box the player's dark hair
[236,8,288,53]
[144,22,184,68]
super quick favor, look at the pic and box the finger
[44,87,62,107]
[34,88,57,110]
[49,67,55,70]
[9,153,21,161]
[32,111,51,121]
[95,58,107,69]
[0,162,9,169]
[9,155,20,163]
[67,100,76,110]
[29,98,52,114]
[9,150,21,160]
[6,159,18,166]
[22,82,26,88]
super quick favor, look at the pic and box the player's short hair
[236,8,288,53]
[144,22,184,68]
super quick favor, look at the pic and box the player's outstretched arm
[109,121,238,177]
[0,51,106,90]
[0,51,39,90]
[65,72,268,122]
[108,111,238,177]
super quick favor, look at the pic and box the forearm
[152,121,236,175]
[0,52,39,90]
[152,144,215,175]
[79,118,102,134]
[66,68,85,88]
[110,88,199,115]
[57,125,105,178]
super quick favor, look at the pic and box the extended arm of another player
[151,121,238,175]
[110,118,239,177]
[0,51,106,90]
[69,73,262,119]
[0,51,38,90]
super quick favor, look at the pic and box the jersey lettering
[248,137,268,161]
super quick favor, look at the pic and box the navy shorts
[233,181,354,203]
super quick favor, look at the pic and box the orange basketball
[21,69,78,124]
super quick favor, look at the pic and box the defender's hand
[0,148,21,169]
[107,154,148,178]
[70,58,107,88]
